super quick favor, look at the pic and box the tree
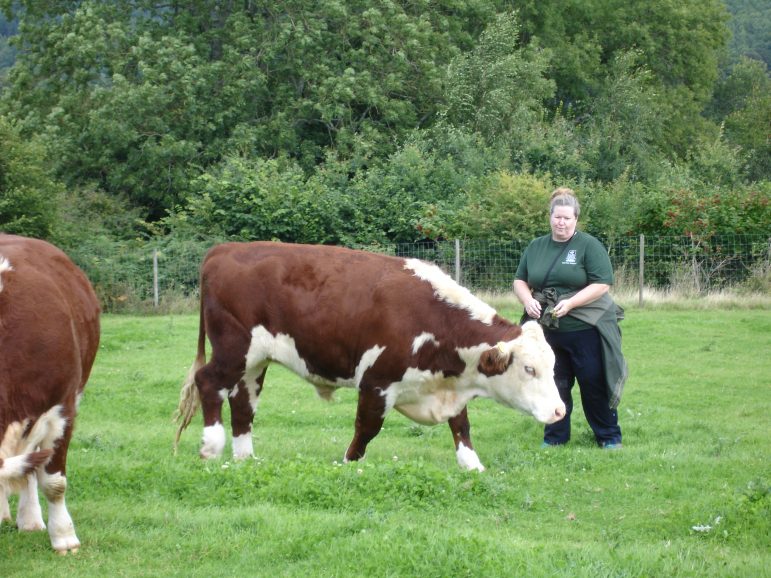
[0,116,63,239]
[725,0,771,66]
[0,0,495,219]
[0,12,15,87]
[708,57,771,181]
[514,0,730,158]
[440,12,553,145]
[578,50,661,182]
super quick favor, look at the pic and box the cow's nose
[554,404,566,421]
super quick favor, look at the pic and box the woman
[513,187,626,448]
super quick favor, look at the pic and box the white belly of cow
[246,326,385,396]
[386,368,470,425]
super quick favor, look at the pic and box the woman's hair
[549,187,580,218]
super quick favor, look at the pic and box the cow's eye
[524,366,535,376]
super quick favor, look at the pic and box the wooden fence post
[153,249,159,308]
[455,239,461,284]
[639,234,645,306]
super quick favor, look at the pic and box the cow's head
[478,321,565,424]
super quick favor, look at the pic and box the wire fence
[68,234,770,312]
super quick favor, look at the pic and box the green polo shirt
[515,231,614,332]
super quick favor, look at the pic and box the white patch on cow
[456,442,485,472]
[17,473,45,531]
[201,423,226,459]
[217,388,228,401]
[412,332,439,355]
[247,326,311,378]
[354,345,386,390]
[8,406,68,455]
[404,258,496,325]
[385,367,475,425]
[232,433,253,460]
[0,420,27,462]
[0,256,13,293]
[241,369,265,412]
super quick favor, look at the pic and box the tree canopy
[0,0,768,247]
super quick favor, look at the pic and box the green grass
[2,308,769,577]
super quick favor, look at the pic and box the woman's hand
[554,283,610,317]
[526,298,542,319]
[513,279,541,318]
[552,298,572,318]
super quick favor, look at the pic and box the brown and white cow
[175,242,564,471]
[0,234,100,554]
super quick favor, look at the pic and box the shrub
[441,171,552,240]
[169,155,349,244]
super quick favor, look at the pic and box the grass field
[2,306,769,577]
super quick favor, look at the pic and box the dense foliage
[0,1,768,251]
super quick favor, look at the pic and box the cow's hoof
[199,447,222,459]
[52,537,80,554]
[18,520,46,532]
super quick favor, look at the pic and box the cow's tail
[0,450,53,483]
[0,419,54,484]
[173,301,207,453]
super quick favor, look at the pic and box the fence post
[638,234,645,307]
[153,248,159,308]
[454,239,461,284]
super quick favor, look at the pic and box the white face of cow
[478,322,565,424]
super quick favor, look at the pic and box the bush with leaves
[439,172,552,241]
[167,155,350,245]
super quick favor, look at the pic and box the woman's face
[550,205,577,241]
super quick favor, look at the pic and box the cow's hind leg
[344,387,388,463]
[448,407,485,472]
[196,310,251,459]
[197,348,250,459]
[229,367,266,460]
[39,407,80,554]
[16,472,45,531]
[0,486,10,523]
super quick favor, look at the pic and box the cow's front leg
[228,368,266,460]
[344,388,387,462]
[448,407,485,472]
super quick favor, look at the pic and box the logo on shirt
[563,250,577,265]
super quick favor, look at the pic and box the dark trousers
[543,327,622,446]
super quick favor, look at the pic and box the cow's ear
[478,345,512,376]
